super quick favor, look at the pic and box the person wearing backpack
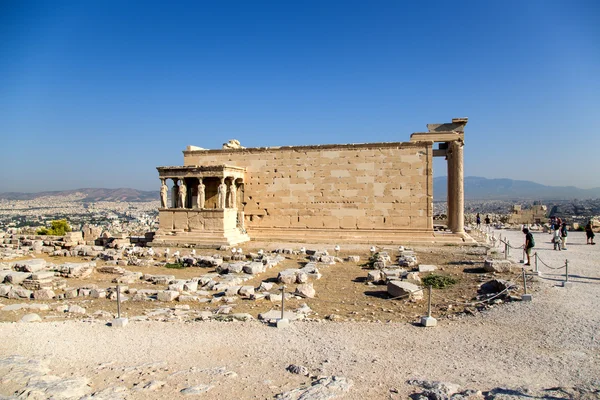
[560,222,568,250]
[523,228,535,265]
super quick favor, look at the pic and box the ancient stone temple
[151,118,470,247]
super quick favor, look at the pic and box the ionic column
[449,141,465,233]
[171,178,179,208]
[446,146,455,232]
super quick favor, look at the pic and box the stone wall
[183,142,433,234]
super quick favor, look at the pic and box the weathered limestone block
[0,285,11,297]
[243,262,265,275]
[146,275,175,285]
[258,281,274,292]
[184,281,198,292]
[405,272,422,283]
[12,259,47,272]
[225,285,242,296]
[90,289,106,298]
[295,283,315,298]
[20,313,42,323]
[9,287,33,299]
[33,289,55,300]
[295,271,309,283]
[483,259,514,273]
[278,269,299,284]
[346,256,360,263]
[157,290,180,302]
[398,255,418,268]
[238,286,255,297]
[68,305,86,314]
[63,288,78,298]
[31,271,55,280]
[5,272,32,284]
[387,281,423,300]
[367,270,386,284]
[168,282,186,292]
[418,265,437,272]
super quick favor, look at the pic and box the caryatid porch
[153,165,250,247]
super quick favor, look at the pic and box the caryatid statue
[197,180,205,209]
[228,182,237,209]
[160,180,168,208]
[178,181,187,208]
[217,180,227,209]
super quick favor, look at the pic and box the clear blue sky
[1,0,599,193]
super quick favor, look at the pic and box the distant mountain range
[1,176,600,202]
[0,188,157,202]
[434,176,600,200]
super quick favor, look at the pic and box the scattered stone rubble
[0,246,344,322]
[364,248,426,301]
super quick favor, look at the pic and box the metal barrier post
[112,284,128,327]
[116,284,121,319]
[521,268,532,301]
[420,286,437,327]
[276,285,289,328]
[280,285,285,320]
[562,259,572,288]
[533,251,542,276]
[504,242,508,260]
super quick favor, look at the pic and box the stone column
[171,179,179,209]
[449,141,465,233]
[197,179,205,209]
[446,146,455,232]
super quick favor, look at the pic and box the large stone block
[387,280,423,300]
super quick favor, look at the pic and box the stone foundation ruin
[152,118,471,247]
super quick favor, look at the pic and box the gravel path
[0,230,598,399]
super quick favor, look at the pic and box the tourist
[476,213,481,229]
[549,216,556,233]
[485,215,491,225]
[522,228,534,265]
[560,222,568,250]
[553,228,562,251]
[585,221,596,245]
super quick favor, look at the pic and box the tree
[37,219,72,236]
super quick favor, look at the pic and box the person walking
[585,221,596,245]
[523,227,534,265]
[553,228,562,251]
[560,222,568,250]
[476,213,481,229]
[485,215,491,225]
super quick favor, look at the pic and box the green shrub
[422,274,457,289]
[37,219,72,236]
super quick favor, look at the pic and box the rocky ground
[0,230,598,399]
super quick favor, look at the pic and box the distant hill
[0,188,158,202]
[434,176,600,200]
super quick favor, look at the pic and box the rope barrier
[437,285,516,307]
[535,253,567,270]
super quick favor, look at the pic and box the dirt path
[0,230,598,399]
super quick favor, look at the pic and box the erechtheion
[151,118,471,247]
